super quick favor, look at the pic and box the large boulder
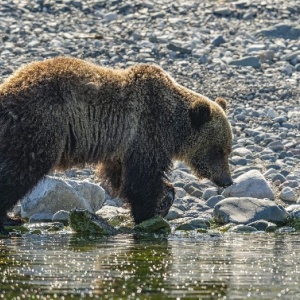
[222,170,274,200]
[21,176,105,218]
[213,197,288,224]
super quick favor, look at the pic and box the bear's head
[183,97,233,188]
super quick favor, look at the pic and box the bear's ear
[215,97,227,112]
[189,100,212,129]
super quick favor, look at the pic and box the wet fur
[0,57,232,229]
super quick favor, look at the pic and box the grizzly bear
[0,57,232,234]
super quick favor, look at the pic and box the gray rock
[213,7,233,16]
[222,170,274,200]
[256,24,300,40]
[229,56,261,68]
[212,35,226,47]
[280,187,297,201]
[213,197,288,224]
[229,225,258,233]
[206,195,225,208]
[29,213,54,223]
[21,176,106,218]
[247,220,277,232]
[167,43,192,54]
[286,205,300,217]
[175,217,210,231]
[268,140,284,152]
[166,207,184,220]
[202,188,218,200]
[52,210,70,225]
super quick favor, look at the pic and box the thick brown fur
[0,57,232,229]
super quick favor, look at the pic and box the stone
[202,188,218,200]
[212,35,226,47]
[206,195,225,208]
[256,24,300,40]
[69,209,117,235]
[134,216,171,234]
[222,170,274,200]
[166,207,184,220]
[268,140,284,152]
[229,225,258,233]
[21,176,106,218]
[213,197,288,224]
[247,220,277,232]
[175,217,210,231]
[167,43,192,54]
[52,210,70,225]
[229,56,261,68]
[213,7,233,16]
[29,213,54,223]
[280,187,297,201]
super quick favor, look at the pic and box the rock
[280,187,297,201]
[166,207,184,220]
[222,170,274,200]
[175,217,210,231]
[212,35,226,47]
[96,206,131,227]
[213,197,288,224]
[247,220,277,232]
[167,43,192,54]
[256,24,300,40]
[29,213,54,223]
[229,225,258,233]
[276,227,296,234]
[69,209,117,235]
[206,195,225,208]
[286,204,300,217]
[21,176,105,218]
[52,210,70,225]
[202,188,218,200]
[229,56,261,68]
[134,216,171,234]
[213,7,233,16]
[268,140,284,152]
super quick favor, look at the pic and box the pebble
[280,187,297,202]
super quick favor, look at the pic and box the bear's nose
[222,178,233,188]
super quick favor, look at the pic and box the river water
[0,232,300,299]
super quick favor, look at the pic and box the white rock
[213,197,288,224]
[280,187,297,201]
[202,188,218,200]
[222,170,274,200]
[21,176,105,218]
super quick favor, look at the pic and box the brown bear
[0,57,232,234]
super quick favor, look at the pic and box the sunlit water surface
[1,233,300,299]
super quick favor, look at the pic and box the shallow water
[1,232,300,299]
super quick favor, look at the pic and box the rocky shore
[1,0,300,235]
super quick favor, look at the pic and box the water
[1,233,300,299]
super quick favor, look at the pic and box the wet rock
[229,225,258,233]
[96,206,131,227]
[247,220,277,232]
[29,213,54,223]
[175,217,210,231]
[52,210,70,225]
[222,170,274,200]
[21,176,105,218]
[166,207,184,220]
[213,197,288,224]
[134,216,171,234]
[69,209,117,235]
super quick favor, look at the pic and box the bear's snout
[212,176,233,188]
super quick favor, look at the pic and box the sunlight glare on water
[0,233,300,299]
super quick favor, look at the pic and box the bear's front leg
[122,153,171,224]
